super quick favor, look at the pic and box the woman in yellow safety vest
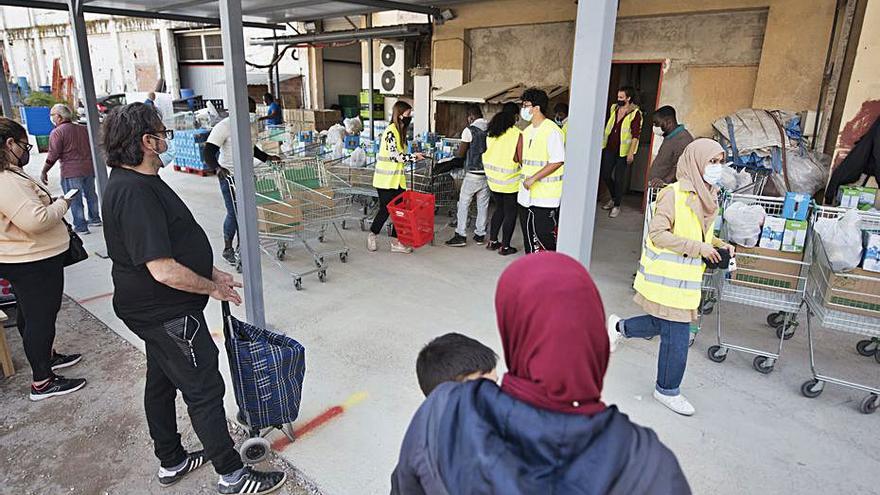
[606,138,733,417]
[483,102,523,256]
[367,100,425,254]
[600,86,642,219]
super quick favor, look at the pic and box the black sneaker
[499,246,519,256]
[50,352,82,371]
[473,234,486,245]
[218,467,287,495]
[88,220,102,227]
[29,375,86,401]
[445,234,467,247]
[486,240,502,251]
[158,450,209,487]
[222,248,237,265]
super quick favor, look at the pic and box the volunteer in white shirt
[518,88,565,253]
[203,96,279,265]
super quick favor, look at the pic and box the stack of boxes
[837,185,878,211]
[171,129,212,171]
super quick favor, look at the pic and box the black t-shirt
[102,167,213,328]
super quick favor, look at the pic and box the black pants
[490,191,519,248]
[600,148,628,207]
[370,187,405,236]
[519,205,558,254]
[127,311,243,475]
[0,252,65,382]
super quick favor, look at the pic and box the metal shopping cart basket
[222,301,305,463]
[707,193,812,374]
[800,206,880,414]
[324,155,380,231]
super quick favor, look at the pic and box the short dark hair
[653,105,677,124]
[618,86,638,103]
[101,103,164,168]
[553,103,569,116]
[416,333,497,396]
[263,93,275,102]
[0,117,27,172]
[501,102,519,115]
[248,96,257,113]
[465,104,483,120]
[521,88,549,115]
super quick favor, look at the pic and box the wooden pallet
[173,165,216,177]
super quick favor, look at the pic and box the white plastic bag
[719,166,738,191]
[344,117,364,135]
[326,124,346,145]
[347,147,367,168]
[724,201,766,247]
[814,208,863,272]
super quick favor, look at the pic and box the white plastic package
[344,117,364,135]
[326,124,346,145]
[724,201,766,247]
[719,166,738,191]
[814,208,863,272]
[347,147,367,168]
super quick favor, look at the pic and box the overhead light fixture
[303,21,318,32]
[434,9,455,24]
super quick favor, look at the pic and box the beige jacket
[634,182,728,323]
[0,166,70,263]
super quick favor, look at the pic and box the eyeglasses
[16,140,33,153]
[150,129,175,140]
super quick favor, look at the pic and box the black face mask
[616,99,627,107]
[401,117,412,128]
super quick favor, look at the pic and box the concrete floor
[32,157,880,494]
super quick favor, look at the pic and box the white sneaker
[609,206,621,218]
[653,390,695,416]
[390,239,413,254]
[606,314,623,353]
[367,233,378,252]
[601,200,614,210]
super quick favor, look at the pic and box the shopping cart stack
[801,206,880,414]
[324,156,378,231]
[708,193,813,374]
[409,158,456,215]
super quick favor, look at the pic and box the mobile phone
[63,189,80,200]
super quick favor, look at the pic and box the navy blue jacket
[392,380,691,495]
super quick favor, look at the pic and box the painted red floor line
[76,292,114,304]
[272,392,367,451]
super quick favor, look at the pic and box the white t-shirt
[518,121,565,208]
[460,118,489,143]
[206,114,259,168]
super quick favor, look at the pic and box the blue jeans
[218,176,237,244]
[61,175,100,232]
[622,315,690,396]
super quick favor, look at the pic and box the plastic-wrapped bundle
[724,201,766,247]
[814,209,863,272]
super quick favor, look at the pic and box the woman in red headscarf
[391,252,690,495]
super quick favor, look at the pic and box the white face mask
[653,126,664,136]
[520,107,533,122]
[702,163,724,186]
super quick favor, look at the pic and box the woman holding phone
[0,117,86,401]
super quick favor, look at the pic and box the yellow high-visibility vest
[603,104,642,157]
[561,120,568,142]
[633,182,714,310]
[521,119,564,201]
[373,124,407,190]
[483,127,522,194]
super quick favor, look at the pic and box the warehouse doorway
[322,44,362,119]
[607,61,664,195]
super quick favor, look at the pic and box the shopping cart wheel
[856,339,879,357]
[752,355,775,374]
[360,220,367,232]
[707,345,728,363]
[342,220,348,230]
[766,312,786,328]
[698,299,715,316]
[859,394,880,414]
[775,322,797,341]
[235,259,242,274]
[275,248,286,261]
[240,437,271,464]
[318,270,327,283]
[318,235,325,243]
[876,351,880,364]
[800,379,824,398]
[688,333,696,348]
[294,278,303,291]
[315,257,324,268]
[339,252,348,263]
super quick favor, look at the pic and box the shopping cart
[324,155,380,231]
[222,301,305,463]
[708,194,812,374]
[800,206,880,414]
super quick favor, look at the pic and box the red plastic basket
[387,191,436,248]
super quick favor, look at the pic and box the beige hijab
[675,138,725,230]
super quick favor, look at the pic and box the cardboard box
[838,186,861,209]
[759,216,786,250]
[781,219,808,253]
[859,187,878,211]
[257,199,303,235]
[862,232,880,272]
[300,187,336,209]
[783,192,810,221]
[823,267,880,317]
[731,245,804,292]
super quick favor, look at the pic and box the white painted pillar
[108,17,126,91]
[159,23,181,97]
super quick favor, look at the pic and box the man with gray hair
[41,103,101,234]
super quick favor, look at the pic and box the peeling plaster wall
[469,22,575,87]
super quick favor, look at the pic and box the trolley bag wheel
[294,278,303,291]
[801,379,824,398]
[318,270,327,283]
[240,437,271,464]
[752,355,775,374]
[775,322,797,341]
[856,339,879,357]
[339,252,348,263]
[767,312,786,328]
[859,394,880,414]
[707,345,728,363]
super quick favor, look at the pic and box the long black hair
[487,102,520,138]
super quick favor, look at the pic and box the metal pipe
[250,24,429,45]
[334,0,441,17]
[367,14,375,141]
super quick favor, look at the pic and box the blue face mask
[520,107,533,122]
[157,150,174,168]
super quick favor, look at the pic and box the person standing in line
[204,97,280,266]
[446,104,490,247]
[259,93,283,126]
[100,103,286,494]
[0,117,86,401]
[648,106,694,188]
[41,104,101,235]
[554,102,569,140]
[144,92,156,108]
[483,102,523,255]
[367,100,425,254]
[600,86,642,219]
[607,139,733,417]
[518,88,564,254]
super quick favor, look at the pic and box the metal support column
[366,14,375,140]
[67,0,109,196]
[0,54,14,118]
[556,0,618,267]
[219,0,266,327]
